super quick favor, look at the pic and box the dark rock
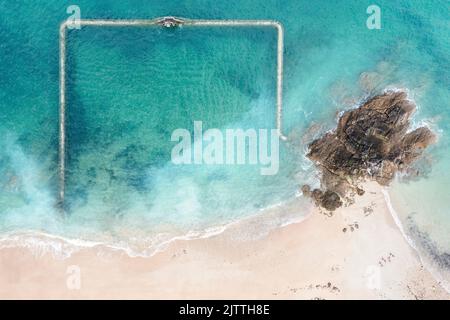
[301,184,311,197]
[310,189,343,211]
[355,187,365,196]
[303,90,435,210]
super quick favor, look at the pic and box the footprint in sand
[378,252,395,267]
[342,222,359,233]
[363,202,376,216]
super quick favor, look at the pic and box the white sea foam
[0,195,312,259]
[381,187,417,251]
[0,231,101,259]
[382,186,450,293]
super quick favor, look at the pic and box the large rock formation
[303,90,435,210]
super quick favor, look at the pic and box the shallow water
[0,0,449,279]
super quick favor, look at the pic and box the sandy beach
[0,181,448,299]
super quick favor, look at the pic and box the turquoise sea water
[0,0,449,279]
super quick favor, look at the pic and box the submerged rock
[303,90,435,210]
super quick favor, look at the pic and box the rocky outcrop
[303,90,435,211]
